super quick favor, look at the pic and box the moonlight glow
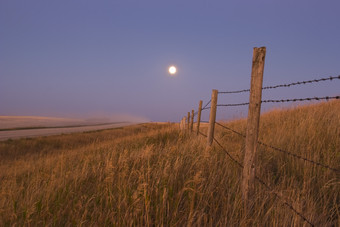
[168,66,177,75]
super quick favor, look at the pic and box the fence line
[216,95,340,108]
[217,102,249,107]
[218,75,340,94]
[179,46,339,225]
[261,95,339,103]
[211,136,314,226]
[262,75,340,91]
[192,130,315,226]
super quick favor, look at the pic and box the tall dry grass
[0,101,339,226]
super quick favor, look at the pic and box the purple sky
[1,0,339,122]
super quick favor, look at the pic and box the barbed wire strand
[262,75,340,90]
[215,122,246,138]
[217,102,249,107]
[198,131,207,137]
[257,141,340,173]
[212,137,314,226]
[200,99,212,111]
[218,75,340,94]
[188,100,211,120]
[218,88,250,94]
[212,137,243,168]
[214,122,340,173]
[253,175,314,227]
[262,96,339,104]
[216,96,339,108]
[203,99,211,109]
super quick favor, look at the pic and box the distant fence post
[242,47,266,215]
[190,110,194,132]
[180,117,185,131]
[187,112,190,132]
[183,117,186,131]
[197,100,203,135]
[207,89,218,147]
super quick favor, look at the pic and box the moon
[168,66,177,75]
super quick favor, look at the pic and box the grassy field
[0,101,339,226]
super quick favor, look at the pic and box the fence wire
[198,131,207,137]
[258,141,340,173]
[253,175,314,227]
[217,102,249,107]
[215,122,246,138]
[216,95,339,108]
[202,99,211,109]
[218,75,340,94]
[218,88,250,94]
[214,122,340,173]
[262,95,339,104]
[211,137,314,226]
[262,75,340,90]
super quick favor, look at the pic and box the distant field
[0,122,136,141]
[0,116,136,141]
[0,116,108,130]
[0,101,339,226]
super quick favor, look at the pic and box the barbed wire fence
[178,47,340,226]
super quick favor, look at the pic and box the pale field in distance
[0,116,96,130]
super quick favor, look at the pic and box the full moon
[169,66,177,75]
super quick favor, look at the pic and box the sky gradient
[1,0,339,122]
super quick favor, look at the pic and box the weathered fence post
[187,112,190,132]
[190,110,194,132]
[183,117,186,131]
[180,117,185,131]
[242,47,266,215]
[207,89,218,147]
[197,100,203,135]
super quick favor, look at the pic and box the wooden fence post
[197,100,203,135]
[207,89,218,147]
[187,112,190,132]
[180,117,185,131]
[242,47,266,215]
[190,110,194,132]
[183,117,186,131]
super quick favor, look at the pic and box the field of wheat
[0,101,339,226]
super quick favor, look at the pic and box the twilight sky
[1,0,339,122]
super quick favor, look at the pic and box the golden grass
[0,101,339,226]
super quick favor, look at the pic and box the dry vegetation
[0,101,339,226]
